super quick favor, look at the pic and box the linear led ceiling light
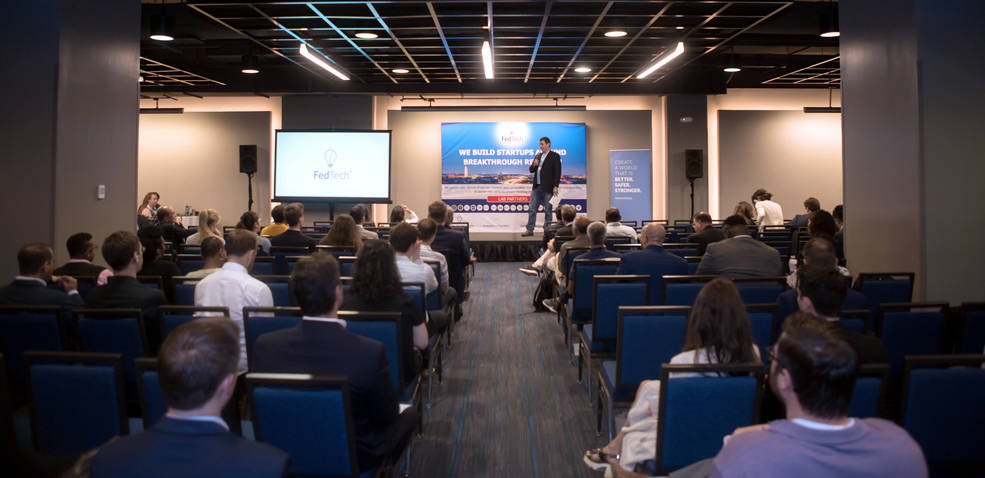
[636,41,684,79]
[298,43,349,81]
[481,41,494,79]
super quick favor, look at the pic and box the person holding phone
[522,136,561,237]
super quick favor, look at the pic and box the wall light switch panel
[97,184,106,200]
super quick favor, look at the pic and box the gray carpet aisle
[409,262,602,478]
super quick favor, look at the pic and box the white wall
[707,88,842,217]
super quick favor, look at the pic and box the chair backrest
[591,275,650,345]
[253,275,293,307]
[857,272,915,315]
[402,282,426,316]
[135,357,167,429]
[173,278,198,306]
[616,306,690,391]
[613,243,642,253]
[74,309,147,383]
[75,276,97,300]
[25,351,127,454]
[0,306,67,394]
[253,256,275,276]
[571,259,621,321]
[338,256,357,278]
[839,309,871,335]
[339,310,405,391]
[159,305,229,340]
[243,307,303,370]
[562,247,591,276]
[176,254,203,275]
[247,373,361,477]
[421,261,442,309]
[733,277,786,305]
[877,303,948,377]
[136,275,164,290]
[959,303,985,354]
[902,355,985,468]
[683,256,700,275]
[312,221,333,232]
[745,304,776,362]
[314,245,357,261]
[604,236,633,250]
[849,364,889,418]
[662,243,698,259]
[655,363,764,474]
[662,275,716,306]
[270,247,310,275]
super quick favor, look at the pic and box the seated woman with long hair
[340,239,428,385]
[318,214,362,251]
[732,201,756,225]
[236,211,272,255]
[584,278,761,475]
[185,209,222,246]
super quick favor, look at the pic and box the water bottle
[184,205,190,216]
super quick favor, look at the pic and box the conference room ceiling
[139,0,840,96]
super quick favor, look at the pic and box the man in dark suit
[90,318,289,478]
[616,223,688,304]
[0,243,84,309]
[696,215,783,278]
[157,206,194,247]
[522,136,562,236]
[795,264,888,364]
[52,232,111,284]
[777,236,868,320]
[86,231,167,327]
[252,253,417,473]
[268,203,317,249]
[686,211,725,256]
[428,201,469,311]
[790,197,820,229]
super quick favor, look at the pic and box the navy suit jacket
[0,279,84,309]
[90,417,289,478]
[431,226,469,301]
[791,213,811,229]
[775,288,871,324]
[269,229,317,249]
[615,245,688,304]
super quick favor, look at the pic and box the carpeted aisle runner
[409,262,601,478]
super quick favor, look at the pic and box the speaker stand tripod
[688,178,696,219]
[245,172,255,212]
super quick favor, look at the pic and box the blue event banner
[609,150,651,223]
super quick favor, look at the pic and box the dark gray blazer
[695,236,783,278]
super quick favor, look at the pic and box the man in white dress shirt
[752,188,784,231]
[194,229,273,372]
[604,207,638,242]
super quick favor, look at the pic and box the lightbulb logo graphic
[313,148,351,181]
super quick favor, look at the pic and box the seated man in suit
[777,237,868,320]
[687,211,726,256]
[0,243,84,309]
[86,231,167,332]
[268,203,317,249]
[252,252,418,473]
[696,215,783,278]
[53,232,113,285]
[615,222,688,304]
[90,318,289,478]
[428,201,469,316]
[790,197,820,229]
[564,221,621,297]
[795,264,888,364]
[157,206,194,248]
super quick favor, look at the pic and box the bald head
[640,223,666,246]
[572,216,591,236]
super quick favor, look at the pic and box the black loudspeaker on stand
[240,145,257,211]
[685,149,703,219]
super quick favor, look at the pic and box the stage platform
[469,232,544,262]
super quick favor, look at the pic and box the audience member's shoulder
[858,418,925,455]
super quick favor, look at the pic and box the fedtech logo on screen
[496,122,529,148]
[313,149,351,180]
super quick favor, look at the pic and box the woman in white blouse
[583,278,761,475]
[752,188,784,231]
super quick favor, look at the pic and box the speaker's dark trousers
[526,189,554,233]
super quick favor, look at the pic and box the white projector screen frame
[273,129,392,203]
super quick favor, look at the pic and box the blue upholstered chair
[902,355,985,473]
[158,305,229,340]
[0,306,68,400]
[849,364,889,418]
[242,306,303,371]
[662,275,715,306]
[663,244,698,258]
[653,363,765,475]
[856,272,915,316]
[565,258,621,347]
[959,303,985,354]
[315,245,358,262]
[745,304,777,363]
[173,279,197,306]
[269,247,309,275]
[597,306,689,440]
[339,256,357,280]
[175,254,203,275]
[253,275,293,307]
[401,282,444,401]
[341,310,417,401]
[733,277,786,305]
[877,303,948,378]
[74,308,148,385]
[839,309,871,335]
[247,373,373,478]
[684,256,701,275]
[252,256,275,276]
[136,358,242,434]
[25,351,127,454]
[604,236,633,250]
[578,275,648,403]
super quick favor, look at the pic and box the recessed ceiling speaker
[240,145,257,174]
[685,149,703,180]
